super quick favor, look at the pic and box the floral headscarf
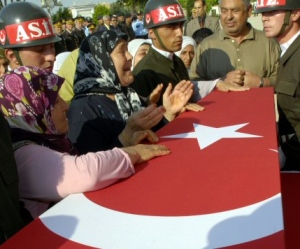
[0,66,63,134]
[0,66,76,154]
[73,30,143,121]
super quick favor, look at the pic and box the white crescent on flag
[40,192,283,249]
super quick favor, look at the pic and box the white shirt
[280,30,300,57]
[151,45,217,101]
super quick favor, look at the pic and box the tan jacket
[184,15,220,37]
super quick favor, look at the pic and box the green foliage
[178,0,188,8]
[52,7,72,22]
[186,0,195,19]
[116,0,148,13]
[206,0,219,13]
[92,4,110,23]
[110,2,131,16]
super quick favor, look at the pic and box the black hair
[192,27,213,44]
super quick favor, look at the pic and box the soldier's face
[261,10,298,44]
[18,44,55,72]
[55,26,62,35]
[149,22,183,52]
[66,24,73,31]
[76,21,84,29]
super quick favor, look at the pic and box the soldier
[53,20,68,55]
[63,18,79,52]
[73,15,86,45]
[84,16,93,36]
[131,0,244,106]
[87,23,97,35]
[61,19,66,32]
[255,0,300,170]
[1,1,60,71]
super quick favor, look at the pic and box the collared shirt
[84,26,89,36]
[190,23,281,86]
[131,47,189,105]
[280,30,300,57]
[151,45,174,60]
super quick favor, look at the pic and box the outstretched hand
[163,81,193,121]
[126,104,165,132]
[119,129,159,147]
[216,80,250,92]
[121,144,171,165]
[148,84,163,105]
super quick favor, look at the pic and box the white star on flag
[161,123,262,150]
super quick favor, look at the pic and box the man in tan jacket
[185,0,220,37]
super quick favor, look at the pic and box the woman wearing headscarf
[67,30,193,154]
[0,66,171,218]
[175,36,197,78]
[53,51,71,75]
[128,38,152,70]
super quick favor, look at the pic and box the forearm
[15,145,134,202]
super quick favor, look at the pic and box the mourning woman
[67,31,193,154]
[128,38,152,70]
[175,36,197,78]
[0,66,171,218]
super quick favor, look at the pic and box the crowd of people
[0,0,299,244]
[52,10,148,56]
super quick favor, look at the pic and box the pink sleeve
[15,144,135,202]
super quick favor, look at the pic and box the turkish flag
[2,88,285,248]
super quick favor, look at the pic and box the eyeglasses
[112,19,117,22]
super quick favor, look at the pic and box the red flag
[2,88,285,248]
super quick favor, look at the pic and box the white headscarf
[128,38,152,70]
[53,52,71,74]
[175,36,197,57]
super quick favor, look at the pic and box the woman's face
[0,58,8,77]
[51,96,69,134]
[180,44,195,69]
[134,43,150,68]
[111,40,134,87]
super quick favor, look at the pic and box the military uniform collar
[280,30,300,57]
[151,45,174,60]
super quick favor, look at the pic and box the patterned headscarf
[73,30,143,121]
[0,66,76,154]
